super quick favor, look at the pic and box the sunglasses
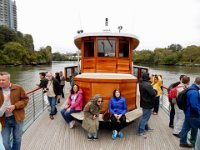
[97,100,103,103]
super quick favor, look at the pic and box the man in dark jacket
[46,72,61,120]
[138,72,157,138]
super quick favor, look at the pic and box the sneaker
[87,136,93,141]
[93,137,98,141]
[146,128,154,132]
[112,130,118,140]
[118,132,123,138]
[138,133,147,139]
[173,133,180,138]
[50,115,54,120]
[69,120,75,128]
[179,143,193,148]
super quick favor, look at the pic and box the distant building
[0,0,17,30]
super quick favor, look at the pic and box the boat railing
[159,86,170,114]
[23,87,47,131]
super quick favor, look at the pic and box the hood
[90,94,104,108]
[141,72,150,81]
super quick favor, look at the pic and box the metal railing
[160,86,170,114]
[23,87,48,131]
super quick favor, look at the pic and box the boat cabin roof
[74,32,139,49]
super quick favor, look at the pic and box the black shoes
[179,143,193,148]
[169,125,174,128]
[50,115,54,120]
[173,133,179,138]
[87,136,98,141]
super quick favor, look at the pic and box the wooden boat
[64,24,148,122]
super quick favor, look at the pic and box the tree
[167,44,183,51]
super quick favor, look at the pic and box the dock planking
[21,99,192,150]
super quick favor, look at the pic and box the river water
[0,61,199,91]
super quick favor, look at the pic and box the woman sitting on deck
[82,94,103,140]
[109,89,127,140]
[60,84,83,128]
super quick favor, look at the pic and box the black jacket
[39,78,48,88]
[139,72,157,109]
[52,77,61,96]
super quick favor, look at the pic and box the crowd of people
[0,70,199,150]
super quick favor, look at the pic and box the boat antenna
[103,18,110,32]
[118,26,123,33]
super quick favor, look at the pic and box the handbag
[102,109,111,121]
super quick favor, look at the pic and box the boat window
[84,40,94,57]
[119,39,129,57]
[97,39,116,57]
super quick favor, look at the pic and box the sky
[16,0,200,53]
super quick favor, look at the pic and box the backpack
[168,86,183,100]
[176,88,197,110]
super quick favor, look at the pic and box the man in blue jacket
[179,76,200,148]
[138,72,157,138]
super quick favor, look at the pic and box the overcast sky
[16,0,200,53]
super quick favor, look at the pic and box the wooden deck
[21,99,192,150]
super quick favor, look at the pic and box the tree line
[0,25,52,65]
[133,44,200,65]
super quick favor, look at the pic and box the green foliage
[0,25,52,65]
[134,44,200,66]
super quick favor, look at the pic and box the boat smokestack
[105,18,108,26]
[103,18,110,32]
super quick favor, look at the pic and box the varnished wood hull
[74,73,137,112]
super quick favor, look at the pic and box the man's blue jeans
[180,117,200,144]
[60,108,80,123]
[195,129,200,150]
[138,108,152,134]
[2,116,23,150]
[48,96,57,115]
[0,134,5,150]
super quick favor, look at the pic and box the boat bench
[71,108,142,123]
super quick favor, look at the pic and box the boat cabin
[73,32,140,113]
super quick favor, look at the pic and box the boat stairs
[20,83,192,150]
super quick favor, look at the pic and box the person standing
[82,94,103,140]
[168,75,185,128]
[179,76,200,148]
[59,71,65,98]
[173,76,190,137]
[151,75,163,115]
[138,72,157,138]
[46,72,61,120]
[37,72,48,89]
[0,72,29,150]
[109,89,127,140]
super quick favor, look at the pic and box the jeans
[138,108,152,134]
[169,103,175,126]
[195,129,200,150]
[173,104,184,134]
[153,96,160,113]
[88,132,97,138]
[60,108,80,123]
[48,96,57,115]
[2,116,23,150]
[180,117,200,144]
[0,134,5,150]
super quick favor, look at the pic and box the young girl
[82,94,103,140]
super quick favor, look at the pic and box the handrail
[23,87,47,132]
